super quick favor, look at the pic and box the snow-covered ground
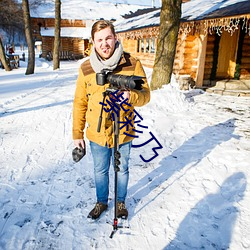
[0,49,250,250]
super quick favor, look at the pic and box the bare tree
[0,0,24,38]
[151,0,182,90]
[22,0,35,75]
[53,0,61,70]
[0,37,11,71]
[29,0,47,8]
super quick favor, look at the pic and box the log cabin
[115,0,250,94]
[31,18,92,60]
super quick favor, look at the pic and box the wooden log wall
[134,53,156,68]
[173,34,185,75]
[41,37,86,58]
[240,35,250,79]
[173,34,199,80]
[61,38,74,52]
[120,31,200,77]
[120,38,156,68]
[203,34,216,82]
[183,35,198,79]
[72,38,87,55]
[120,39,137,54]
[41,37,53,58]
[32,18,86,29]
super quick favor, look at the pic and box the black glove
[72,146,86,162]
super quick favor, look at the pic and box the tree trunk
[151,0,182,90]
[22,0,35,75]
[0,37,11,71]
[53,0,61,70]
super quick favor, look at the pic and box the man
[72,20,150,220]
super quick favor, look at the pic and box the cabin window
[150,38,155,53]
[137,39,143,53]
[137,38,156,54]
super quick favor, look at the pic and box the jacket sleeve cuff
[72,130,84,140]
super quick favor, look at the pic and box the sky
[0,47,249,250]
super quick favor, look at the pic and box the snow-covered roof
[115,0,250,33]
[30,0,151,20]
[182,0,250,21]
[114,8,160,32]
[40,27,91,39]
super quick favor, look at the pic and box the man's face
[93,27,117,60]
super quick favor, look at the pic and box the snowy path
[0,59,250,249]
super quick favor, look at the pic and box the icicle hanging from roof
[242,16,250,36]
[117,15,250,40]
[179,15,250,37]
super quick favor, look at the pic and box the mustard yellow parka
[72,52,150,148]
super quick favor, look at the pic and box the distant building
[31,17,92,60]
[30,1,151,60]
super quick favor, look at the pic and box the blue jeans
[90,141,132,205]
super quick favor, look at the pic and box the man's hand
[72,139,86,162]
[74,139,85,149]
[122,90,130,102]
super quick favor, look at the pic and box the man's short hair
[91,20,116,40]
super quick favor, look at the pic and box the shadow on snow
[127,118,243,248]
[0,100,73,117]
[164,172,247,249]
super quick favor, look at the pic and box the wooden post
[195,32,207,88]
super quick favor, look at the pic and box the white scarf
[90,41,123,73]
